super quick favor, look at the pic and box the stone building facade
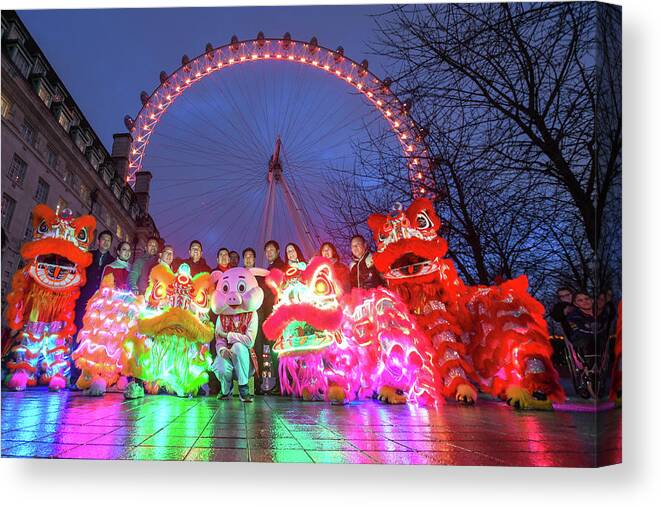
[1,11,159,305]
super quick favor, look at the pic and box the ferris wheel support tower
[258,136,319,260]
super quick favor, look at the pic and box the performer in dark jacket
[172,240,211,276]
[129,236,160,295]
[260,240,287,394]
[349,234,384,290]
[71,229,115,385]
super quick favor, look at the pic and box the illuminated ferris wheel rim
[125,34,435,197]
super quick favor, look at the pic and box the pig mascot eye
[222,283,229,293]
[237,281,246,293]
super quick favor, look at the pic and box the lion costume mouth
[263,303,344,356]
[137,307,214,344]
[388,252,440,280]
[275,319,342,355]
[29,253,80,289]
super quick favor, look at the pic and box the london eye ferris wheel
[125,33,434,265]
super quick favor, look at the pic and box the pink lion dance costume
[367,199,565,409]
[71,274,141,395]
[262,257,439,405]
[4,205,95,391]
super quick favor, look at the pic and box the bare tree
[325,2,621,298]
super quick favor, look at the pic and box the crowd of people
[69,229,386,397]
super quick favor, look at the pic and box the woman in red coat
[319,242,351,294]
[101,241,133,291]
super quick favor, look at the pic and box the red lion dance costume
[4,205,95,391]
[368,199,564,409]
[263,257,440,405]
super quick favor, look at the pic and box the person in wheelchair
[566,291,609,370]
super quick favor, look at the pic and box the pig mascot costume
[210,267,268,402]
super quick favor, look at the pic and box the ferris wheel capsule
[358,59,369,77]
[230,35,240,51]
[257,31,266,47]
[308,36,319,53]
[282,32,292,49]
[159,71,169,85]
[181,54,191,72]
[334,46,344,63]
[381,77,392,92]
[205,42,214,59]
[123,115,135,132]
[140,91,149,106]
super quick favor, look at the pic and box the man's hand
[219,348,231,360]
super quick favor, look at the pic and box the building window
[37,85,51,107]
[75,131,88,153]
[21,120,38,147]
[11,50,32,78]
[79,183,92,206]
[55,197,68,214]
[46,146,58,169]
[58,112,70,132]
[24,216,34,239]
[1,95,11,119]
[35,177,50,203]
[7,154,27,186]
[2,193,17,228]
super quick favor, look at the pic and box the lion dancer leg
[40,323,69,391]
[420,302,478,404]
[6,326,42,391]
[473,328,565,410]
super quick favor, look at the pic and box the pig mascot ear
[250,268,269,277]
[210,270,223,288]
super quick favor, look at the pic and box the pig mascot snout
[210,267,268,402]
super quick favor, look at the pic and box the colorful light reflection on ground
[1,389,620,466]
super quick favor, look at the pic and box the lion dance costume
[367,199,565,409]
[4,205,95,391]
[67,262,216,397]
[71,274,141,395]
[122,262,214,397]
[263,257,440,405]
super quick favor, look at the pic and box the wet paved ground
[1,389,621,466]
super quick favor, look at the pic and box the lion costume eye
[313,271,334,296]
[195,290,208,307]
[153,282,166,299]
[37,220,49,235]
[416,212,432,230]
[77,228,88,243]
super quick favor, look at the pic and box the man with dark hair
[260,239,286,394]
[172,239,211,276]
[242,246,269,393]
[242,247,256,268]
[71,229,115,386]
[349,234,384,289]
[264,240,286,271]
[229,250,240,268]
[159,244,175,268]
[129,236,160,295]
[213,247,231,274]
[550,286,574,337]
